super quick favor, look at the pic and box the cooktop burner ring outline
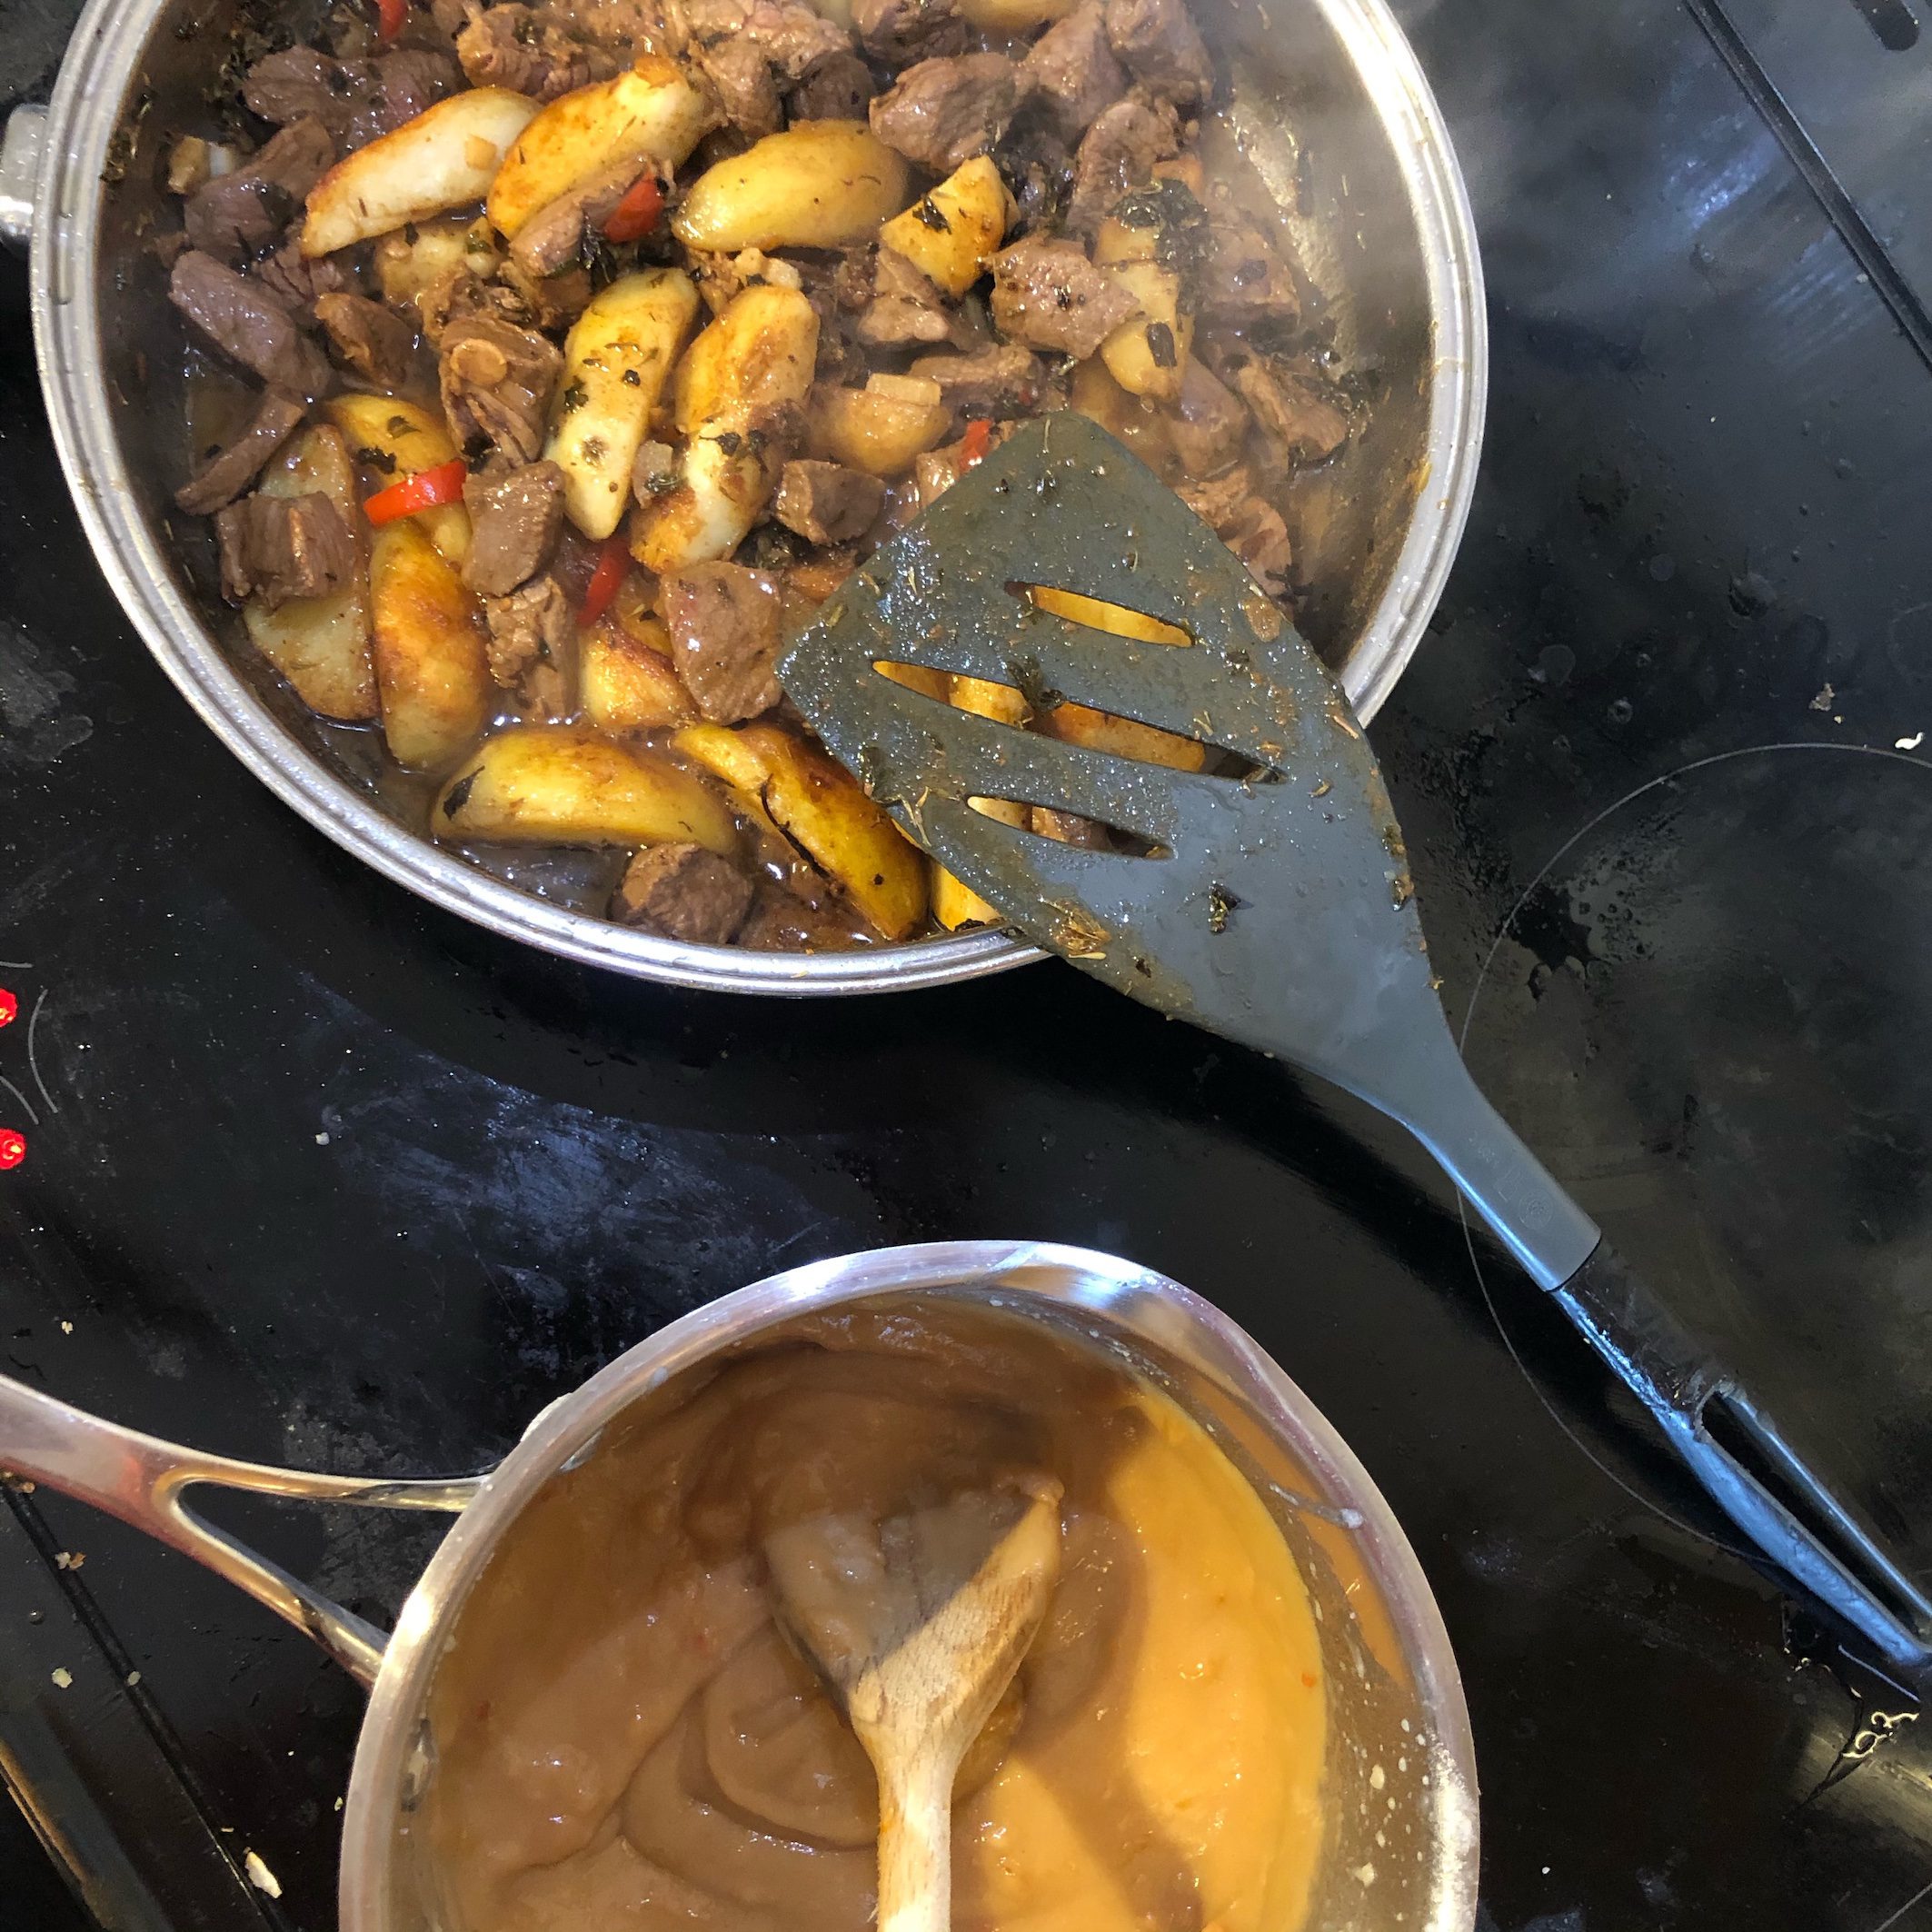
[1453,738,1932,1562]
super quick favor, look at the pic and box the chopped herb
[582,435,607,462]
[1145,321,1177,368]
[1207,881,1239,934]
[386,414,413,436]
[622,367,642,385]
[443,769,482,819]
[402,221,419,245]
[914,195,951,232]
[744,426,767,456]
[354,444,398,473]
[1006,652,1063,714]
[713,430,742,455]
[559,381,588,413]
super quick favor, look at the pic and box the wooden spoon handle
[876,1755,954,1932]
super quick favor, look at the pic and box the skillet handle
[0,1370,481,1685]
[1552,1240,1932,1688]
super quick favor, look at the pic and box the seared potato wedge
[958,0,1074,26]
[878,157,1012,298]
[674,723,926,938]
[545,268,700,540]
[672,123,910,253]
[487,59,716,239]
[933,862,1003,931]
[671,720,772,794]
[749,726,927,940]
[244,425,375,721]
[631,284,818,571]
[583,618,697,731]
[1094,221,1190,402]
[325,393,472,564]
[303,88,540,257]
[370,521,493,771]
[374,215,498,316]
[435,725,739,854]
[808,373,950,477]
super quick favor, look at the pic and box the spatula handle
[1401,1041,1932,1684]
[1552,1240,1932,1684]
[876,1755,954,1932]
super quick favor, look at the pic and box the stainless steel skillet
[0,0,1483,992]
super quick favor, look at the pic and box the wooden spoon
[763,1474,1063,1932]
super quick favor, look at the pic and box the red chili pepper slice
[364,456,468,526]
[603,174,665,245]
[961,419,995,469]
[578,531,632,629]
[373,0,408,43]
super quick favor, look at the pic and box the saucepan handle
[0,105,45,253]
[0,1371,482,1686]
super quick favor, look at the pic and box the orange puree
[421,1298,1328,1932]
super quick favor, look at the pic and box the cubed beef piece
[736,879,880,950]
[856,247,954,348]
[252,234,351,324]
[787,50,874,119]
[1226,357,1349,463]
[989,234,1138,358]
[315,292,418,387]
[659,561,784,722]
[871,55,1033,174]
[611,842,756,941]
[1021,2,1125,141]
[174,389,309,515]
[546,0,670,45]
[183,117,335,264]
[462,460,568,595]
[699,35,784,135]
[1177,463,1291,594]
[774,459,885,543]
[510,156,658,278]
[1167,358,1247,476]
[909,344,1043,414]
[851,0,965,65]
[1066,94,1179,233]
[678,0,849,74]
[171,251,334,398]
[1102,0,1210,105]
[243,46,461,149]
[439,314,563,463]
[456,3,623,98]
[1199,211,1302,327]
[214,491,356,607]
[482,573,574,689]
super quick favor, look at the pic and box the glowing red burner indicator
[0,1130,25,1170]
[0,989,15,1028]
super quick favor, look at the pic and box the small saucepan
[0,1240,1478,1930]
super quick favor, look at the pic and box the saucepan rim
[336,1238,1479,1932]
[27,0,1485,996]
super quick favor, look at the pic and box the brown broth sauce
[419,1298,1329,1932]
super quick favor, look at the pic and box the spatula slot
[1011,583,1194,650]
[866,662,1266,783]
[964,795,1171,859]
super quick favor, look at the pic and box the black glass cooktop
[5,1,1932,1928]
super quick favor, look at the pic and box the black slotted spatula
[782,412,1932,1685]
